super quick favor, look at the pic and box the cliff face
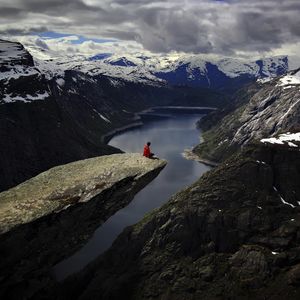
[0,154,167,300]
[61,143,300,300]
[194,70,300,162]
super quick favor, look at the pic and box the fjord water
[53,112,211,280]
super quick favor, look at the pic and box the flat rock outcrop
[0,154,166,299]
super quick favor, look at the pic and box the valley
[0,37,299,300]
[53,111,211,281]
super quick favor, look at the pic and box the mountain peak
[0,39,34,71]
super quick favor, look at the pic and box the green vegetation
[194,104,246,162]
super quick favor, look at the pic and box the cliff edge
[0,153,167,299]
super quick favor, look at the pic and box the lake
[53,111,211,280]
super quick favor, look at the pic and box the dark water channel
[53,109,211,280]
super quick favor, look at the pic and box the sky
[0,0,299,61]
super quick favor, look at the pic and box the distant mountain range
[99,54,289,90]
[23,40,290,90]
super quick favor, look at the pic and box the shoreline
[101,121,144,144]
[182,148,219,167]
[101,106,217,145]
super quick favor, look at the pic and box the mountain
[0,39,299,300]
[88,53,112,61]
[0,39,224,192]
[72,54,289,90]
[55,72,300,300]
[59,140,300,300]
[150,56,288,90]
[88,54,288,90]
[21,39,289,90]
[194,69,300,162]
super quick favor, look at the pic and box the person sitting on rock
[143,142,155,159]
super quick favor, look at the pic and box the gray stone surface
[0,153,166,234]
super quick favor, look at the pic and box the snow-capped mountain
[0,40,52,104]
[101,54,289,90]
[19,39,290,90]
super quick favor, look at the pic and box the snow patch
[0,66,39,82]
[2,91,49,104]
[288,142,298,147]
[218,138,229,146]
[273,186,296,208]
[99,114,111,123]
[0,40,28,62]
[109,78,123,87]
[68,88,77,94]
[261,132,300,147]
[280,196,295,208]
[92,108,111,123]
[256,160,267,165]
[278,71,300,86]
[56,78,65,87]
[257,77,273,84]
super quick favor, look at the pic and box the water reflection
[53,114,210,280]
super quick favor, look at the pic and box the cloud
[0,0,299,57]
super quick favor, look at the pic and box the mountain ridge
[19,38,290,90]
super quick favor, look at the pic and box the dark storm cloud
[0,26,49,36]
[0,0,299,54]
[21,0,98,14]
[0,7,23,17]
[101,29,139,41]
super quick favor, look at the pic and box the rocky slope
[59,141,300,300]
[0,153,166,300]
[0,39,223,192]
[194,69,300,162]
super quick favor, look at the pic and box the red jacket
[143,144,151,158]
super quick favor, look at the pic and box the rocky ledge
[61,143,300,300]
[0,153,166,299]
